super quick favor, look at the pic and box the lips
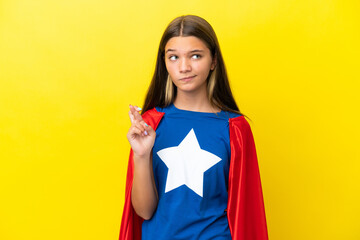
[180,75,196,81]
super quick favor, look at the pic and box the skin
[165,36,218,112]
[127,36,218,220]
[127,105,157,220]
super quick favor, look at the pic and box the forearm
[131,154,158,220]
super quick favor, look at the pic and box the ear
[210,54,217,70]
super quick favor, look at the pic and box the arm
[127,105,158,220]
[131,153,158,220]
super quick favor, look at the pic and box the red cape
[119,108,268,240]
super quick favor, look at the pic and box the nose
[179,58,191,73]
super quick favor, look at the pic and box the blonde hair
[165,74,174,105]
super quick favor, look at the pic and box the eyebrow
[165,49,205,54]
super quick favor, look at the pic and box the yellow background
[0,0,359,239]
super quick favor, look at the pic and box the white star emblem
[157,129,222,197]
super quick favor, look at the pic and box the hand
[127,105,156,159]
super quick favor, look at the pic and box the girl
[119,15,268,240]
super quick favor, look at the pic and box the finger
[128,110,135,123]
[143,122,155,136]
[128,125,143,138]
[131,120,151,137]
[129,104,142,112]
[142,122,149,136]
[134,125,148,137]
[134,105,142,112]
[130,105,143,122]
[129,105,141,122]
[133,119,146,132]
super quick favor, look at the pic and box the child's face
[164,36,215,96]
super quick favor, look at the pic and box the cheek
[165,62,175,75]
[194,62,212,76]
[166,65,180,81]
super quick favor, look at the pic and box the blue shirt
[141,104,240,240]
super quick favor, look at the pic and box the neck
[173,90,220,113]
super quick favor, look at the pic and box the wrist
[133,152,151,162]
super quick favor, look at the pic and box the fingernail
[144,123,149,127]
[144,130,148,136]
[136,107,142,111]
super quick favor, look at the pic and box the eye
[192,54,201,59]
[169,55,178,61]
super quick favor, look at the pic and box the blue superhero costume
[119,106,268,240]
[141,104,239,239]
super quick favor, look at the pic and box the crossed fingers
[129,105,149,137]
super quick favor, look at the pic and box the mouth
[180,75,196,81]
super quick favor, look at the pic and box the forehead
[165,36,209,53]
